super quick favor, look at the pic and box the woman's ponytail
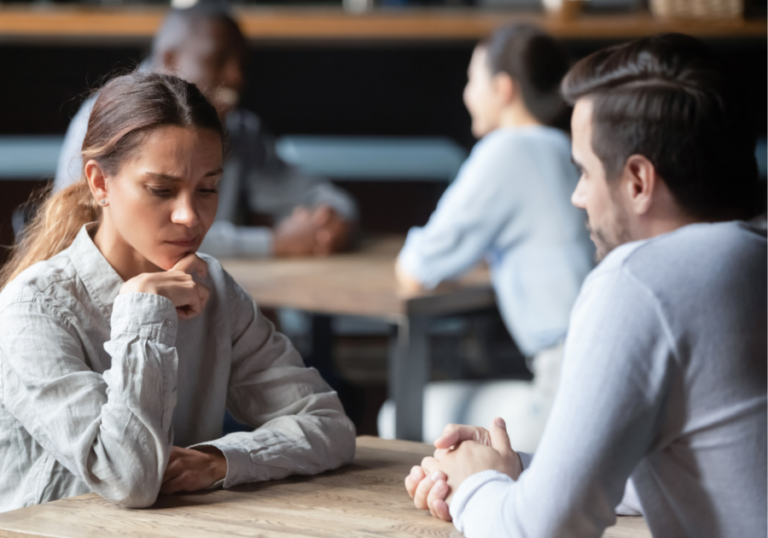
[0,181,100,291]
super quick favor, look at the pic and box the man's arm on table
[407,264,673,537]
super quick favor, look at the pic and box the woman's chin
[150,253,183,272]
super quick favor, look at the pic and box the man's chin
[589,231,613,264]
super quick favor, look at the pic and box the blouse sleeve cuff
[111,293,178,347]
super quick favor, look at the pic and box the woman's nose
[171,197,200,227]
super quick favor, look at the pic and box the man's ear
[621,154,658,216]
[84,159,109,204]
[494,73,516,105]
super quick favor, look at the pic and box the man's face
[570,98,631,263]
[170,19,245,117]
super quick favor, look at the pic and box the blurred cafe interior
[0,0,766,531]
[0,0,766,438]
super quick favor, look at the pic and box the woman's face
[93,126,223,272]
[463,46,505,139]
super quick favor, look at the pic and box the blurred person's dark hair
[152,0,247,63]
[562,33,759,220]
[481,25,572,130]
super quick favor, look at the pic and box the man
[55,2,356,258]
[404,33,766,538]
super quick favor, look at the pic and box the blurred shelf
[0,6,765,44]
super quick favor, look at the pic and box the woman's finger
[161,459,184,484]
[172,253,209,279]
[160,471,191,495]
[197,282,211,312]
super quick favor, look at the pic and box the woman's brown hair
[0,72,223,291]
[481,24,571,130]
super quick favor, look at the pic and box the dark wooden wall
[1,38,765,263]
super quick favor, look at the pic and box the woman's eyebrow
[143,169,223,181]
[144,171,183,182]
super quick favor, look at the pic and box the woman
[0,72,355,513]
[389,25,594,452]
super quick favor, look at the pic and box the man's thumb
[490,417,512,455]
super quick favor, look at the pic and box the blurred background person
[384,25,594,452]
[54,1,357,259]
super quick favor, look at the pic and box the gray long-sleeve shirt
[55,100,357,258]
[449,221,767,537]
[0,224,356,513]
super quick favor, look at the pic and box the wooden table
[0,6,764,44]
[0,437,651,538]
[222,236,495,441]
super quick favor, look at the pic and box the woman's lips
[166,238,198,248]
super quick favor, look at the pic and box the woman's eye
[148,187,173,197]
[198,188,218,195]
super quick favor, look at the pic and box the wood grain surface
[221,236,494,320]
[0,6,764,43]
[0,436,650,538]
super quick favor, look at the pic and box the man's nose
[571,179,587,209]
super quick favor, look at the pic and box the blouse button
[165,320,173,327]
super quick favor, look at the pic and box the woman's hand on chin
[160,446,228,495]
[119,253,210,320]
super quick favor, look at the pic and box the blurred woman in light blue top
[388,25,594,452]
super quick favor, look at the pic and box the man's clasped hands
[405,417,524,521]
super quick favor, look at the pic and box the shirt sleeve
[54,97,94,192]
[503,453,643,516]
[397,138,523,288]
[449,266,675,537]
[0,292,180,508]
[191,278,356,487]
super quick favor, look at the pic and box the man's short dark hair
[561,33,758,220]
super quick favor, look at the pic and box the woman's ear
[494,73,516,106]
[84,159,109,205]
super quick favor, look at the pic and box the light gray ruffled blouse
[0,224,355,513]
